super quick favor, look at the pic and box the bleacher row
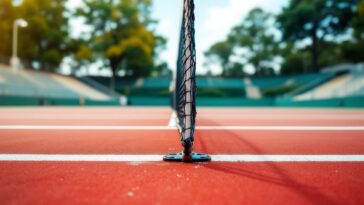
[90,73,332,98]
[294,72,364,101]
[1,63,364,107]
[92,74,328,92]
[0,65,120,106]
[0,67,78,98]
[89,69,364,107]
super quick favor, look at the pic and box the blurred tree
[277,0,359,72]
[281,49,312,75]
[319,41,345,66]
[341,40,364,62]
[280,41,346,75]
[340,0,364,63]
[76,0,166,89]
[224,62,247,77]
[352,0,364,40]
[204,41,234,76]
[20,0,70,70]
[205,8,278,77]
[0,0,70,71]
[229,8,278,76]
[0,0,16,63]
[151,62,172,77]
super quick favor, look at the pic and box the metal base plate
[163,152,211,162]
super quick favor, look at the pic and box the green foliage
[0,0,70,70]
[206,1,363,76]
[341,40,364,62]
[75,0,166,81]
[152,62,172,77]
[204,41,248,77]
[0,0,16,59]
[230,8,278,75]
[352,0,364,40]
[277,0,358,41]
[279,43,310,75]
[318,41,346,67]
[336,0,364,63]
[280,53,307,75]
[263,84,303,98]
[224,62,247,77]
[205,8,278,77]
[204,41,234,70]
[277,0,359,72]
[281,41,348,75]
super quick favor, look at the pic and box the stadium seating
[251,73,331,92]
[85,68,364,107]
[294,72,364,101]
[142,78,170,88]
[196,77,245,88]
[0,64,120,105]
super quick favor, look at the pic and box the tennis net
[172,0,197,153]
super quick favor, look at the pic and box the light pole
[10,19,28,71]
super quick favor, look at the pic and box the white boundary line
[1,125,364,131]
[168,112,177,127]
[0,125,176,130]
[1,154,364,162]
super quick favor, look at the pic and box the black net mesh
[172,0,196,147]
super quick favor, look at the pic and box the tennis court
[1,0,364,204]
[1,107,364,204]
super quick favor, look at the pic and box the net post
[164,0,211,163]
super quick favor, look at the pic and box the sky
[66,0,288,76]
[152,0,288,75]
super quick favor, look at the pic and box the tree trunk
[110,68,116,91]
[311,24,319,73]
[109,58,118,91]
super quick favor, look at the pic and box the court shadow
[194,118,338,205]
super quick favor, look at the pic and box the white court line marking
[0,154,364,162]
[0,125,174,130]
[168,112,177,127]
[0,125,364,131]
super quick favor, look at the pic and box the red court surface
[0,107,364,204]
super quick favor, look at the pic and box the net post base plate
[163,152,211,162]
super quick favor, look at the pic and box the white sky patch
[202,0,287,43]
[154,18,178,72]
[198,0,288,74]
[65,0,91,39]
[203,1,247,46]
[151,0,181,73]
[153,0,288,74]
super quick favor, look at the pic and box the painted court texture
[0,107,364,204]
